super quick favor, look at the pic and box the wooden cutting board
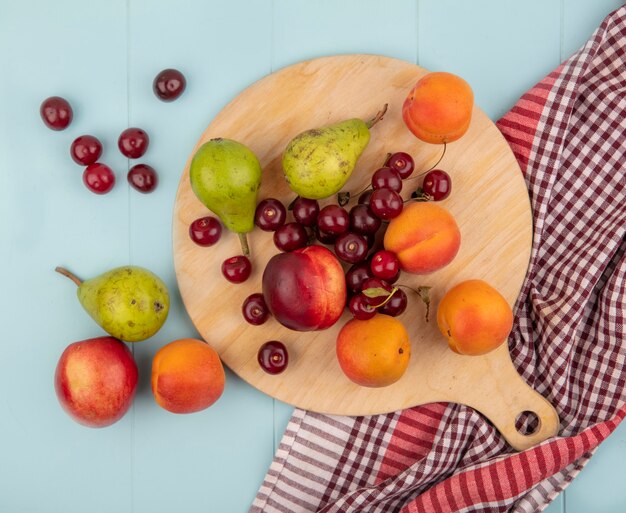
[172,54,559,451]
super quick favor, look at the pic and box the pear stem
[238,233,250,257]
[55,266,82,287]
[366,103,388,129]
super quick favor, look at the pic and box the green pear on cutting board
[55,265,169,342]
[189,138,262,256]
[282,104,388,200]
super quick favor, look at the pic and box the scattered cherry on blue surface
[255,198,287,231]
[70,135,102,165]
[40,96,73,131]
[118,127,149,159]
[317,205,349,235]
[153,68,186,102]
[127,164,158,193]
[292,197,319,227]
[348,294,376,320]
[334,232,368,264]
[258,341,289,374]
[189,216,222,246]
[370,250,400,281]
[221,255,252,283]
[83,163,115,194]
[422,169,452,201]
[369,188,403,220]
[242,293,270,325]
[274,222,308,252]
[385,152,415,179]
[371,167,403,192]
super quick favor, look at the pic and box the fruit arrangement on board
[45,65,517,428]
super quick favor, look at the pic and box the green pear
[189,138,262,256]
[282,105,387,200]
[56,266,169,343]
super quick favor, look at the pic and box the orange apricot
[151,338,225,413]
[336,315,410,387]
[403,71,474,144]
[436,280,513,356]
[383,202,461,274]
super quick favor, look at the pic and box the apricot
[383,202,461,274]
[151,338,225,413]
[437,280,513,356]
[336,315,410,387]
[402,71,474,144]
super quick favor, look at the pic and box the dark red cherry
[221,255,252,283]
[334,233,368,264]
[385,152,415,179]
[349,204,381,235]
[242,293,270,325]
[258,341,288,374]
[379,289,408,317]
[189,216,222,246]
[370,250,400,281]
[274,222,308,252]
[348,294,376,320]
[153,68,186,102]
[292,197,319,227]
[255,198,287,231]
[118,127,149,159]
[345,262,374,294]
[371,167,402,192]
[369,188,403,220]
[422,169,452,201]
[360,278,393,306]
[40,96,73,130]
[127,164,158,193]
[70,135,102,165]
[317,205,349,235]
[83,163,115,194]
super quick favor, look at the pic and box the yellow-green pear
[189,138,262,256]
[56,266,169,342]
[282,105,387,200]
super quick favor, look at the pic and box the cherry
[83,163,115,194]
[349,204,381,235]
[292,197,319,227]
[118,127,149,159]
[274,222,307,252]
[127,164,158,193]
[348,294,376,320]
[258,341,288,374]
[345,262,374,294]
[40,96,73,131]
[386,152,415,179]
[317,205,349,235]
[242,293,270,325]
[334,232,368,264]
[422,169,452,201]
[379,289,408,317]
[70,135,102,165]
[221,255,251,283]
[189,216,222,246]
[153,68,186,102]
[370,250,400,281]
[371,167,402,192]
[255,198,287,231]
[369,188,403,220]
[314,226,337,245]
[358,190,373,205]
[361,278,392,306]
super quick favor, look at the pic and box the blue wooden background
[1,1,624,512]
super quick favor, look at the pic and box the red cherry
[379,289,408,317]
[273,222,308,252]
[369,188,403,220]
[345,262,374,294]
[292,197,319,227]
[83,163,115,194]
[334,232,368,264]
[255,198,287,231]
[385,152,415,179]
[118,128,149,159]
[40,96,73,131]
[127,164,158,193]
[258,341,288,374]
[189,216,222,246]
[153,69,186,102]
[317,205,349,235]
[70,135,102,165]
[422,169,452,201]
[370,250,400,280]
[349,204,381,235]
[371,167,402,192]
[360,278,392,306]
[348,294,376,320]
[221,255,252,284]
[242,293,270,325]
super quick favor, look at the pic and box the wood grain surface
[172,54,558,451]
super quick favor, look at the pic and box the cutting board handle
[468,365,560,451]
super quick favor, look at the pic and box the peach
[151,338,225,413]
[336,315,410,387]
[402,71,474,144]
[262,245,346,331]
[383,202,461,274]
[54,336,138,428]
[437,280,514,356]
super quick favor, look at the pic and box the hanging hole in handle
[515,410,541,436]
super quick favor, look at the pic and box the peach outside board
[172,55,559,451]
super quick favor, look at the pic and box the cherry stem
[338,153,393,206]
[372,287,399,309]
[366,104,388,129]
[397,284,431,321]
[406,143,447,183]
[238,233,250,257]
[55,266,82,287]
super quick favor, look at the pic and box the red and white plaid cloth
[251,6,626,513]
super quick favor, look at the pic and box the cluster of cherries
[40,69,186,195]
[189,150,452,374]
